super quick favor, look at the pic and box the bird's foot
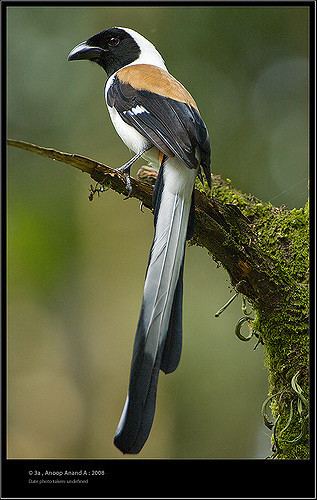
[115,148,153,198]
[116,164,133,198]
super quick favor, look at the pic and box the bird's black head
[68,27,141,76]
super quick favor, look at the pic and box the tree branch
[8,138,309,459]
[7,138,154,208]
[8,139,279,305]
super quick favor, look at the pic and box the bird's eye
[108,37,120,47]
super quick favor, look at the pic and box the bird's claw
[116,165,133,199]
[123,174,133,199]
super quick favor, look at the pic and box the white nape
[116,27,168,71]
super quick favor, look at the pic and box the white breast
[105,75,148,154]
[105,75,161,167]
[108,105,149,154]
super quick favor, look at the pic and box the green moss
[211,177,309,285]
[257,285,309,459]
[209,177,309,459]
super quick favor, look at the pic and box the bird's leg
[116,147,152,197]
[197,168,204,185]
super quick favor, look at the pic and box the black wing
[107,76,211,186]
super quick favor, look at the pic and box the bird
[68,27,211,454]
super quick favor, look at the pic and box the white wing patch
[130,105,149,115]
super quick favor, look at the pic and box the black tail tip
[114,435,141,455]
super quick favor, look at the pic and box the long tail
[160,190,195,374]
[114,158,196,454]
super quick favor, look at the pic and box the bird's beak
[68,41,105,61]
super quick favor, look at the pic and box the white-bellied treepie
[68,27,211,454]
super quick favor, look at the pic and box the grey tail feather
[160,252,184,374]
[160,191,195,374]
[114,164,194,454]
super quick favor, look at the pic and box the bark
[8,138,309,459]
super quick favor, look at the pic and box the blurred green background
[7,6,309,458]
